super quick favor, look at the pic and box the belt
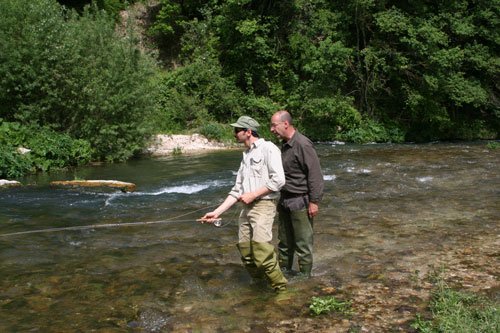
[281,191,307,199]
[244,198,277,206]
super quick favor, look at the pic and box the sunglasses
[234,127,247,133]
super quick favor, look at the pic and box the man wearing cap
[270,110,324,279]
[200,116,288,293]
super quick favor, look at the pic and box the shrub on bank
[0,121,92,179]
[199,122,233,143]
[154,56,245,133]
[338,118,406,143]
[0,0,158,162]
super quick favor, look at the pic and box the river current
[0,142,498,332]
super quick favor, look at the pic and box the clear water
[1,142,498,332]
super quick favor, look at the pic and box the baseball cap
[230,116,260,132]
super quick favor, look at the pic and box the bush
[0,121,92,179]
[486,141,500,150]
[154,81,210,133]
[0,146,33,179]
[338,118,406,143]
[450,119,497,141]
[0,0,158,162]
[297,97,362,141]
[199,122,233,142]
[155,56,244,132]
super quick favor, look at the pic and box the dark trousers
[277,196,314,275]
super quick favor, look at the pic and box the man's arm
[302,142,324,204]
[200,195,238,222]
[239,186,272,204]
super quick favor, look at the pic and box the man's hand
[308,202,319,218]
[198,212,220,224]
[238,192,258,205]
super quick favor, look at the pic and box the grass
[309,295,353,316]
[486,141,500,150]
[172,146,183,156]
[412,279,499,332]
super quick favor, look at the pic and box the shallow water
[0,142,498,332]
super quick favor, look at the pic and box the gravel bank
[145,134,231,156]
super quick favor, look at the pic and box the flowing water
[0,142,498,332]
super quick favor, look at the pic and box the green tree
[373,1,498,140]
[0,0,158,161]
[144,0,500,142]
[148,0,208,65]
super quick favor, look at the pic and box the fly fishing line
[0,203,231,237]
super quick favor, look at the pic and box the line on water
[0,219,198,237]
[0,204,224,237]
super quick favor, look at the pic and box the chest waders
[237,241,287,292]
[277,197,314,277]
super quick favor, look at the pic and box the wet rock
[0,179,21,188]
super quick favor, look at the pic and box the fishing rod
[0,204,231,238]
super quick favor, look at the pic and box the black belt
[281,192,307,199]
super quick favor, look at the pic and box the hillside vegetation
[1,0,498,178]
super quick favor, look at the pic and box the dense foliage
[0,121,92,178]
[0,0,158,178]
[58,0,135,18]
[150,0,499,142]
[0,0,498,178]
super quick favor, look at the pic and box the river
[0,142,498,332]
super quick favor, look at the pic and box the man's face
[270,115,286,139]
[233,127,247,142]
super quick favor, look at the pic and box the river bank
[0,134,231,188]
[145,134,233,156]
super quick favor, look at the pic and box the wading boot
[299,263,312,278]
[280,267,295,279]
[251,241,288,292]
[279,255,294,278]
[286,264,312,284]
[236,242,266,286]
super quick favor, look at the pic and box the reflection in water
[0,143,498,332]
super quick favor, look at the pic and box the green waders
[236,242,261,280]
[237,241,287,292]
[278,206,314,277]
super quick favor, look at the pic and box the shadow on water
[0,143,498,332]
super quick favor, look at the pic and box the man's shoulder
[293,131,314,147]
[264,139,280,149]
[257,139,280,152]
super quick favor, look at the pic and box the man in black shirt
[270,110,324,278]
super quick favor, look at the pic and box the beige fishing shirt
[229,138,285,200]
